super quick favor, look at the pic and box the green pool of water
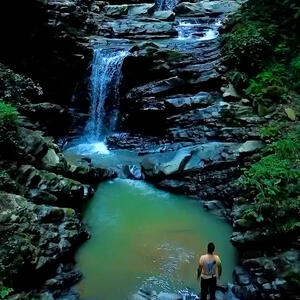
[75,179,237,300]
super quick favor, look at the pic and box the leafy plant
[222,21,273,73]
[239,131,300,230]
[0,169,18,193]
[0,286,13,299]
[0,100,18,127]
[259,122,286,139]
[245,64,287,101]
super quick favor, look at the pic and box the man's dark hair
[207,242,215,254]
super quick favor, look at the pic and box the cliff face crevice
[0,0,95,107]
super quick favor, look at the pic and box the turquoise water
[75,179,237,300]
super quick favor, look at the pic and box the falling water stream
[156,0,179,11]
[87,48,128,140]
[67,48,128,156]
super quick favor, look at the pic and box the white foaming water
[156,0,178,10]
[65,142,110,155]
[177,19,222,41]
[66,48,128,156]
[198,28,219,41]
[86,48,128,140]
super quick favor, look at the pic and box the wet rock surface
[0,64,115,298]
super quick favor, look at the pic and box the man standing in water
[197,242,222,300]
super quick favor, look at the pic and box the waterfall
[87,48,128,141]
[156,0,178,11]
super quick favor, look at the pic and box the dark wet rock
[65,163,117,184]
[174,2,205,15]
[16,165,85,207]
[153,10,175,21]
[166,102,231,127]
[20,103,72,136]
[126,77,185,100]
[128,4,155,16]
[203,200,225,211]
[233,284,259,300]
[104,5,129,17]
[0,193,87,289]
[234,266,252,286]
[156,179,186,193]
[123,165,145,180]
[165,92,217,111]
[105,19,177,38]
[43,264,82,293]
[141,142,240,180]
[202,0,240,14]
[238,141,265,154]
[222,84,241,101]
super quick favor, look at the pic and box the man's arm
[197,256,203,280]
[197,264,202,280]
[218,263,222,278]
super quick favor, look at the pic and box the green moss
[166,50,182,60]
[0,100,18,127]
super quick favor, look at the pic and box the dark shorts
[201,277,217,300]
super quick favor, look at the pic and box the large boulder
[104,4,129,17]
[153,10,175,21]
[141,142,240,179]
[16,165,85,206]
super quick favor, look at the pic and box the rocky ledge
[0,64,115,299]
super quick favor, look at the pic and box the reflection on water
[75,179,237,300]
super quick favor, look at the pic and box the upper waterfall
[156,0,179,11]
[87,48,128,141]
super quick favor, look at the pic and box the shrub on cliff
[239,130,300,233]
[222,21,274,74]
[0,100,18,128]
[0,286,13,299]
[292,54,300,91]
[0,169,18,193]
[0,100,19,157]
[222,0,300,102]
[245,64,287,102]
[0,63,43,105]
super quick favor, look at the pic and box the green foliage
[245,64,287,101]
[274,41,291,57]
[0,63,42,105]
[291,54,300,91]
[166,50,182,60]
[226,70,249,90]
[239,131,300,231]
[223,0,300,100]
[0,169,18,193]
[259,122,286,139]
[0,100,18,127]
[0,286,13,299]
[223,21,273,73]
